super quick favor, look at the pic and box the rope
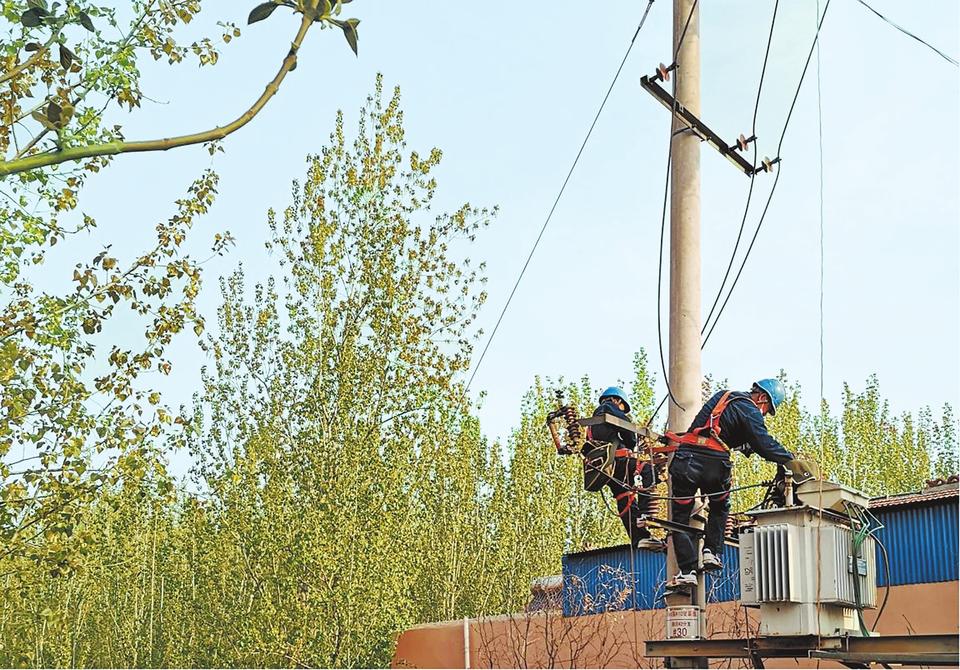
[463,0,657,393]
[814,3,826,646]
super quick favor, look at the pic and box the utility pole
[665,0,706,668]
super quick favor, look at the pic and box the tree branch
[0,13,315,178]
[0,33,60,86]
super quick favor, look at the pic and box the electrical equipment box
[739,505,877,637]
[795,479,871,514]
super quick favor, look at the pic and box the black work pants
[668,449,732,573]
[606,458,655,545]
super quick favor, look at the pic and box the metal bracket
[640,72,761,177]
[576,414,661,441]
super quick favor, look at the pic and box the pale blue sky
[59,1,958,474]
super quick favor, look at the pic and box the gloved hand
[784,458,821,485]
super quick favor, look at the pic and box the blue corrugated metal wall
[561,545,667,616]
[704,543,740,604]
[561,542,742,615]
[872,501,959,586]
[562,499,958,615]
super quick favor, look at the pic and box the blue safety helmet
[599,386,630,413]
[753,378,786,415]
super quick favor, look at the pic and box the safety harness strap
[614,490,636,516]
[657,391,759,455]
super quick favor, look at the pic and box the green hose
[846,504,871,636]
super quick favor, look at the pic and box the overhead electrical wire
[653,0,700,417]
[463,0,656,393]
[700,0,834,349]
[854,0,958,67]
[646,0,777,427]
[700,0,780,338]
[816,0,826,460]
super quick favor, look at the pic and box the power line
[816,0,826,460]
[653,0,700,416]
[647,0,775,427]
[700,0,834,349]
[463,0,657,392]
[854,0,958,67]
[701,0,780,337]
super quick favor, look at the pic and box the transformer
[739,480,877,637]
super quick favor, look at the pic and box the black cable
[654,0,700,415]
[463,0,657,392]
[701,0,780,335]
[854,0,958,67]
[863,506,892,632]
[872,533,892,632]
[701,0,833,349]
[648,0,775,427]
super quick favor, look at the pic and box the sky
[56,0,959,475]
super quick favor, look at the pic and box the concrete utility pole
[665,0,707,668]
[667,1,701,433]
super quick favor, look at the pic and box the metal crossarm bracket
[577,414,661,441]
[640,72,761,177]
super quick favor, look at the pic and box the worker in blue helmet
[665,378,794,593]
[592,387,665,552]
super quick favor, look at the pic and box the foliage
[0,0,342,614]
[182,77,496,666]
[0,53,955,666]
[0,0,362,177]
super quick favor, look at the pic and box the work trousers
[607,458,655,545]
[668,449,732,573]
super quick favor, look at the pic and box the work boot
[665,571,698,594]
[701,548,723,572]
[636,537,666,552]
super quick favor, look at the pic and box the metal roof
[869,476,959,509]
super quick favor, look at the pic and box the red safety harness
[657,391,756,505]
[659,390,757,455]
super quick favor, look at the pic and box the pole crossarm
[640,73,761,177]
[576,414,662,441]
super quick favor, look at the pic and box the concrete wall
[392,581,959,668]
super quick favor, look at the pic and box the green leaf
[58,43,74,70]
[78,11,94,31]
[20,8,44,27]
[24,42,41,52]
[46,101,62,125]
[341,18,359,56]
[247,1,277,24]
[31,110,56,130]
[27,0,47,10]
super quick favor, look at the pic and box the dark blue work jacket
[591,399,636,449]
[685,390,794,464]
